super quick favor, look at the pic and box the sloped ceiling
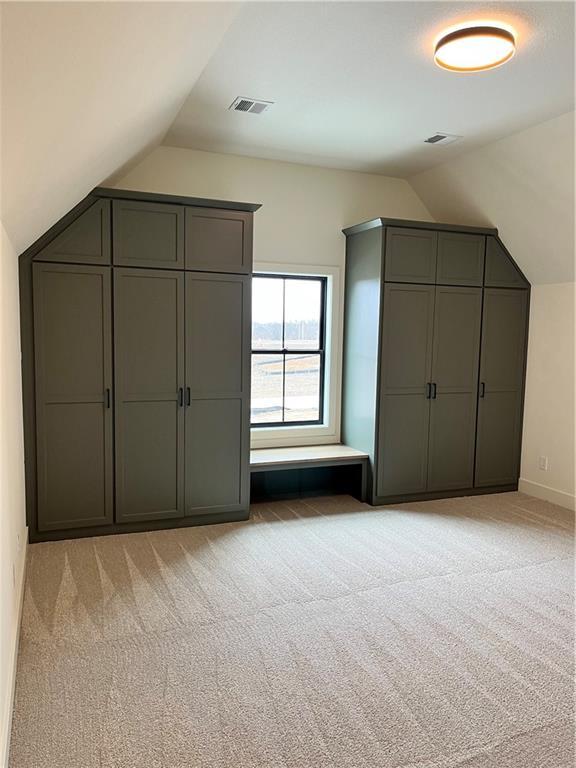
[0,1,240,253]
[165,1,575,176]
[409,111,575,285]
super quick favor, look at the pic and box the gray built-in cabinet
[342,218,530,505]
[20,188,259,541]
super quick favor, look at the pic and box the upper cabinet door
[185,207,252,274]
[35,200,111,265]
[484,237,529,288]
[33,263,113,531]
[113,200,184,269]
[436,232,485,286]
[384,227,437,284]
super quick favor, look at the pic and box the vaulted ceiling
[1,1,240,253]
[1,1,574,284]
[166,1,574,175]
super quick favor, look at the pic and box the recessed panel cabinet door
[33,263,113,530]
[436,232,485,286]
[384,227,437,284]
[185,208,252,274]
[376,284,435,497]
[427,286,482,491]
[113,200,184,269]
[184,273,250,514]
[475,288,529,487]
[114,268,185,521]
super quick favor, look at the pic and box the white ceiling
[1,1,239,253]
[165,1,575,177]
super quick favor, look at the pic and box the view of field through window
[251,275,325,425]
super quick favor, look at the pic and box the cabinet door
[184,273,250,514]
[436,232,485,286]
[484,237,528,288]
[185,208,252,274]
[35,200,111,265]
[384,227,437,284]
[475,289,529,487]
[427,286,482,491]
[33,264,113,530]
[114,269,185,521]
[376,284,435,497]
[113,200,184,269]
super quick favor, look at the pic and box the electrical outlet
[538,455,549,471]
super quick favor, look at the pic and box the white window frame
[250,262,343,449]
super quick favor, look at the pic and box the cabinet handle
[186,387,191,407]
[178,387,184,407]
[479,381,486,398]
[426,382,432,399]
[431,382,437,400]
[105,388,111,409]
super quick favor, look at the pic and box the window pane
[284,279,322,351]
[251,354,283,423]
[252,277,283,350]
[284,354,321,422]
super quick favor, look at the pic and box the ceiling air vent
[424,132,462,145]
[229,97,274,114]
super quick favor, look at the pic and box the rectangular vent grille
[229,97,273,114]
[424,133,462,146]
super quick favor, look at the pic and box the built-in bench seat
[250,445,369,501]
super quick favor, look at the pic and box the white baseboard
[1,529,28,768]
[518,479,576,512]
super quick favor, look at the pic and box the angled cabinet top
[345,217,529,289]
[34,200,111,265]
[484,237,529,288]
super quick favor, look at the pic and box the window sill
[250,423,339,450]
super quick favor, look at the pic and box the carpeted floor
[9,492,575,768]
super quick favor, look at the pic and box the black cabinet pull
[426,382,432,399]
[178,387,184,407]
[431,382,437,399]
[105,388,111,409]
[479,381,486,398]
[186,387,191,407]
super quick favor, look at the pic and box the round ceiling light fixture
[434,23,516,72]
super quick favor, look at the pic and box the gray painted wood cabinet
[33,263,114,530]
[23,188,259,541]
[114,268,186,522]
[185,207,252,274]
[427,286,483,491]
[377,284,435,496]
[184,273,250,515]
[475,288,529,486]
[342,217,529,505]
[35,200,111,265]
[113,199,185,269]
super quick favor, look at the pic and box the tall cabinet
[21,189,259,541]
[342,219,529,505]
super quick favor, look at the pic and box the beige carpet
[9,492,575,768]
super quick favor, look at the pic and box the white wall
[114,146,432,446]
[519,283,575,510]
[409,113,575,510]
[0,7,27,762]
[115,146,432,269]
[409,111,575,285]
[0,221,27,768]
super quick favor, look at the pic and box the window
[251,274,326,426]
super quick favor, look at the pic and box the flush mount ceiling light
[434,23,516,72]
